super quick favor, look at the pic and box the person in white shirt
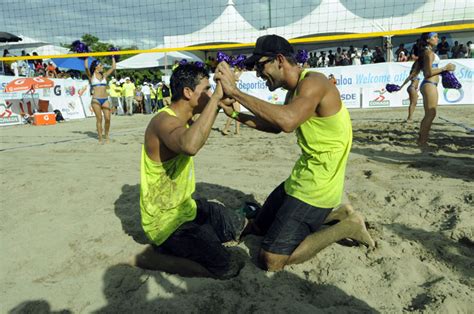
[141,82,152,114]
[11,61,19,76]
[317,52,329,67]
[351,48,361,65]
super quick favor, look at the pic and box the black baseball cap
[244,34,295,67]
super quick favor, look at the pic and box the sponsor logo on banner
[54,85,61,96]
[65,86,76,96]
[341,93,357,101]
[459,67,473,81]
[368,88,390,107]
[237,80,267,92]
[336,85,361,108]
[267,93,281,104]
[0,101,20,125]
[335,75,353,86]
[443,88,464,103]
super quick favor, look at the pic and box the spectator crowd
[2,37,472,77]
[304,37,473,68]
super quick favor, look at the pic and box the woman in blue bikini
[417,32,455,148]
[398,60,421,122]
[85,58,116,143]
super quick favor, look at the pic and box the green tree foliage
[62,34,163,82]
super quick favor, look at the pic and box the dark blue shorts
[158,199,245,277]
[255,182,332,255]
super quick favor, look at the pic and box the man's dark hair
[282,54,298,66]
[170,63,210,102]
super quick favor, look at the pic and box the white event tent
[163,0,473,49]
[116,50,202,69]
[29,45,69,56]
[164,0,262,48]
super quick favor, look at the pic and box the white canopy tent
[164,0,472,48]
[269,0,472,40]
[29,45,69,56]
[116,50,202,69]
[164,0,263,48]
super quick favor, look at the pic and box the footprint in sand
[463,193,473,204]
[363,170,373,179]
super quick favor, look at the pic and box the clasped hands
[213,61,240,116]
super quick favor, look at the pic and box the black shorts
[255,182,332,255]
[158,199,245,277]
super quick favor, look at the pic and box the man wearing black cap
[215,35,375,272]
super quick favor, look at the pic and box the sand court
[1,106,473,313]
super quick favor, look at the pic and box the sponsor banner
[0,99,22,126]
[45,80,92,119]
[314,60,473,108]
[437,59,473,106]
[156,60,474,111]
[236,72,287,105]
[212,72,360,109]
[206,72,286,112]
[336,86,361,109]
[0,76,92,125]
[362,86,402,108]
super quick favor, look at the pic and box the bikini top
[91,74,107,87]
[426,47,440,68]
[432,53,440,68]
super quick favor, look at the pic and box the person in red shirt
[46,62,57,77]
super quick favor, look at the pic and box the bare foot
[343,212,376,248]
[104,137,110,144]
[221,129,230,136]
[325,203,355,223]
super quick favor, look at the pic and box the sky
[3,0,468,51]
[2,0,325,49]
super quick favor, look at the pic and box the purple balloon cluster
[296,49,309,64]
[194,61,205,68]
[386,84,401,93]
[175,59,205,69]
[108,46,120,61]
[441,71,462,89]
[71,40,90,55]
[231,54,247,69]
[217,51,231,64]
[217,52,247,69]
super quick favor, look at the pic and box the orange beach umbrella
[4,76,54,93]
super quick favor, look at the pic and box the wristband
[231,111,239,119]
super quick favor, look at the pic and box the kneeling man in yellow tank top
[215,35,375,272]
[135,63,247,279]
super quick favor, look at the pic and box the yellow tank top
[140,107,197,245]
[284,69,352,208]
